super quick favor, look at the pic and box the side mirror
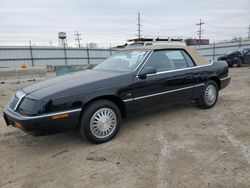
[138,67,157,79]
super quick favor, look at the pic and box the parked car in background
[217,48,250,67]
[3,45,230,144]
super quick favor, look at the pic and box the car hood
[23,69,133,100]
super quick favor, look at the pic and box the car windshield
[93,50,148,71]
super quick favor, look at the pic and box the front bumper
[3,105,81,136]
[220,76,231,90]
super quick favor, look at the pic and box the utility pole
[137,13,142,39]
[74,31,82,47]
[196,19,204,46]
[29,40,34,67]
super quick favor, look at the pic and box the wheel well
[81,95,127,119]
[209,76,221,90]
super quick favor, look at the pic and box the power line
[74,31,82,47]
[196,19,205,46]
[137,13,142,39]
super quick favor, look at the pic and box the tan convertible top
[121,45,208,65]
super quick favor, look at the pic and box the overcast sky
[0,0,249,47]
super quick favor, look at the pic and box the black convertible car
[217,48,250,67]
[3,45,230,144]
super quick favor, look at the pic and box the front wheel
[79,100,121,144]
[196,80,219,109]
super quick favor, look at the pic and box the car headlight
[9,90,26,110]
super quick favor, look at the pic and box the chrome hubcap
[205,84,217,105]
[90,108,117,138]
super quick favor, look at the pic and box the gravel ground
[0,67,250,188]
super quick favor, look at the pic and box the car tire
[237,58,242,67]
[79,100,121,144]
[227,62,233,67]
[196,80,219,109]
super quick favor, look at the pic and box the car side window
[145,50,175,72]
[144,50,190,72]
[164,50,189,69]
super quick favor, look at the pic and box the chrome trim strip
[14,90,26,111]
[123,99,133,103]
[193,83,206,87]
[11,108,82,120]
[148,62,213,76]
[136,61,214,77]
[123,83,205,102]
[220,76,230,81]
[135,51,153,73]
[135,51,152,70]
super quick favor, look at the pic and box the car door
[132,49,195,110]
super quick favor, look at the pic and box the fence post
[109,44,112,56]
[63,44,67,65]
[86,45,90,64]
[29,41,34,67]
[212,42,215,61]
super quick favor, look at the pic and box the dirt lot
[0,67,250,188]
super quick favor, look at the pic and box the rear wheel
[237,58,242,67]
[79,100,121,144]
[227,62,233,67]
[196,80,219,109]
